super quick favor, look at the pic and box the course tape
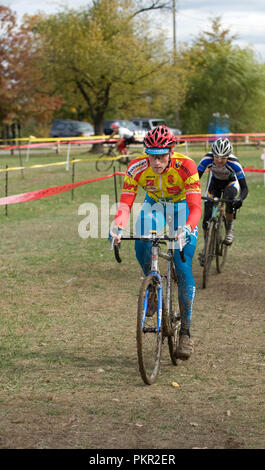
[0,135,106,142]
[0,172,126,206]
[2,132,265,142]
[2,132,265,149]
[243,168,265,173]
[0,167,263,207]
[0,154,129,173]
[0,157,263,175]
[0,137,136,151]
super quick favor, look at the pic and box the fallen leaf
[171,382,180,387]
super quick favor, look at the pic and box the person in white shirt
[107,122,135,154]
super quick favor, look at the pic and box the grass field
[0,143,264,449]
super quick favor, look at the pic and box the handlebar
[111,234,186,263]
[202,196,232,203]
[202,195,239,218]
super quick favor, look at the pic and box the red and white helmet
[111,122,119,130]
[144,125,175,154]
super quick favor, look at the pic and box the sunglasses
[148,153,170,160]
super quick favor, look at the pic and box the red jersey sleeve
[186,192,201,231]
[114,157,149,229]
[114,174,138,229]
[178,158,202,230]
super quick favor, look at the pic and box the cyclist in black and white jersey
[197,137,248,265]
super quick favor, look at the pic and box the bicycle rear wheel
[216,215,228,273]
[137,275,163,385]
[202,221,215,289]
[95,149,115,172]
[164,266,181,366]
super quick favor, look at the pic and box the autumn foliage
[0,6,62,132]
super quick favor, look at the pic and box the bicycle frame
[158,240,176,326]
[112,234,183,333]
[203,195,232,252]
[206,200,223,258]
[143,238,176,334]
[211,202,222,220]
[145,243,163,333]
[202,195,236,217]
[111,232,184,384]
[201,195,233,288]
[203,195,225,220]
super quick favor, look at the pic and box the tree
[31,0,177,137]
[0,6,62,137]
[179,17,265,133]
[0,7,19,125]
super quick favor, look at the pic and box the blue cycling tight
[134,195,197,332]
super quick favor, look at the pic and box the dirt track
[0,242,264,450]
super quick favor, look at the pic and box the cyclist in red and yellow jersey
[110,126,201,359]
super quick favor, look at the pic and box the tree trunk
[91,115,105,153]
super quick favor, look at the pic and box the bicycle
[200,195,236,288]
[111,231,185,385]
[95,143,143,172]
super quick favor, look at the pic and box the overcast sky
[2,0,265,61]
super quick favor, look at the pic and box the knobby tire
[95,149,115,172]
[216,215,228,273]
[202,221,215,289]
[137,275,163,385]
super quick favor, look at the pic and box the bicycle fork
[163,248,180,332]
[142,245,163,333]
[208,202,226,257]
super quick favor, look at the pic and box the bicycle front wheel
[202,221,215,289]
[216,215,228,273]
[137,275,163,385]
[95,152,114,172]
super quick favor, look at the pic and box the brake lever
[110,237,122,263]
[114,244,122,263]
[178,237,186,263]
